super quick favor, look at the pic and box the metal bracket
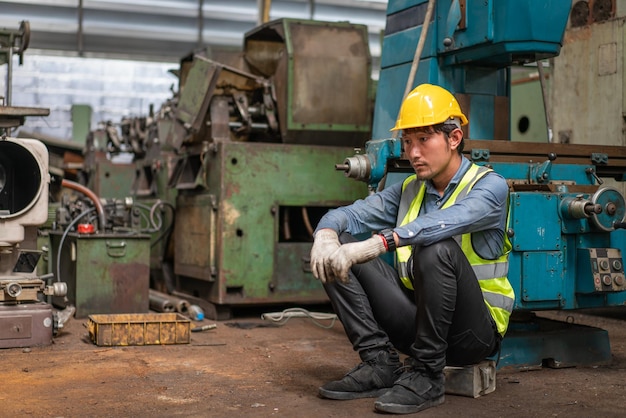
[531,159,553,184]
[591,153,609,165]
[470,148,490,161]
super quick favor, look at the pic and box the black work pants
[323,233,499,373]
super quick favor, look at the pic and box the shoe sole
[318,387,390,400]
[373,395,445,414]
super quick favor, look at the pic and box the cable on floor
[261,307,338,329]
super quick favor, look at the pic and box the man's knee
[410,238,460,277]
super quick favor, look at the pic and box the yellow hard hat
[390,84,468,131]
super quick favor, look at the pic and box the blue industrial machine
[336,0,626,369]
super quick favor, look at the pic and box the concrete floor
[2,306,626,417]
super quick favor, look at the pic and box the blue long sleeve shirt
[315,157,509,260]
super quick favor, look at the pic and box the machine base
[498,315,612,370]
[0,302,55,348]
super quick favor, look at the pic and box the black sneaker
[374,359,445,414]
[318,350,401,400]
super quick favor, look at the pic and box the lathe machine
[336,0,626,369]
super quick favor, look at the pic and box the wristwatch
[379,229,397,252]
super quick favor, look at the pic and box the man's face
[401,127,461,181]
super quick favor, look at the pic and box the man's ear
[449,128,463,151]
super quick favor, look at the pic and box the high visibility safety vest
[395,164,515,336]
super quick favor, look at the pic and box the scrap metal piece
[148,289,175,313]
[149,289,190,314]
[444,360,496,398]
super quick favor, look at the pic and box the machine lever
[585,167,604,185]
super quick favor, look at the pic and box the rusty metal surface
[0,302,53,348]
[49,232,151,318]
[176,57,263,136]
[571,0,615,27]
[173,141,368,307]
[457,95,510,141]
[91,160,137,199]
[0,106,49,116]
[464,139,626,178]
[87,313,190,346]
[244,19,372,146]
[2,309,626,416]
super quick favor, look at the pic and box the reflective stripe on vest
[395,163,515,336]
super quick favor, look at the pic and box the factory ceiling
[0,0,387,63]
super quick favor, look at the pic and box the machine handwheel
[589,187,626,231]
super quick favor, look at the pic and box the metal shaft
[148,289,175,313]
[149,289,190,314]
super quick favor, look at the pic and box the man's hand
[310,229,341,283]
[327,235,386,283]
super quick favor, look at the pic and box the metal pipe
[197,0,204,49]
[393,0,436,139]
[6,46,12,106]
[227,121,269,131]
[152,289,190,314]
[61,179,106,230]
[258,0,271,25]
[149,289,175,312]
[537,59,552,142]
[170,297,190,314]
[78,0,84,57]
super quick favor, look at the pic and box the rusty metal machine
[74,105,179,299]
[47,187,154,319]
[336,0,626,369]
[1,22,156,321]
[44,19,371,319]
[0,21,49,130]
[39,73,178,319]
[156,19,371,318]
[0,135,69,347]
[0,20,47,143]
[0,22,68,348]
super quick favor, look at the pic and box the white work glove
[327,235,386,283]
[310,229,341,283]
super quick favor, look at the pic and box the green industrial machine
[67,97,179,303]
[38,19,371,319]
[160,19,372,317]
[173,142,366,310]
[43,115,176,317]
